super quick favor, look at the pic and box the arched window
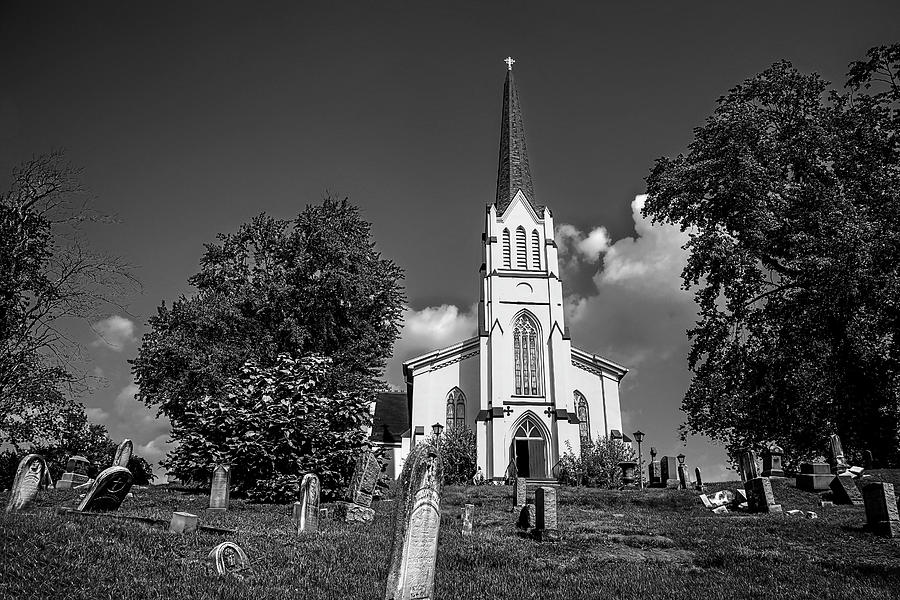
[514,417,543,440]
[446,388,466,428]
[531,229,540,269]
[513,313,542,396]
[575,391,590,448]
[516,226,527,269]
[502,229,511,269]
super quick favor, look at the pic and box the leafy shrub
[163,353,372,502]
[439,426,477,485]
[556,434,637,488]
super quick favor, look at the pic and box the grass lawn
[2,472,900,599]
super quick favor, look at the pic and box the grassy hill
[2,472,900,600]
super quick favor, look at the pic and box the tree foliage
[132,196,405,491]
[165,353,371,502]
[438,425,477,485]
[644,44,900,466]
[556,435,637,488]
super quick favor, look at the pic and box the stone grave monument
[660,456,678,488]
[863,482,899,538]
[534,486,559,542]
[829,434,849,474]
[761,446,784,477]
[694,467,704,492]
[113,439,133,468]
[739,450,759,482]
[648,447,662,487]
[830,473,864,505]
[77,466,133,512]
[863,450,874,470]
[676,456,690,490]
[332,450,380,523]
[5,454,48,513]
[57,455,91,489]
[796,462,833,491]
[384,441,442,600]
[461,504,474,536]
[295,473,320,533]
[744,476,782,513]
[169,511,199,534]
[208,464,231,511]
[514,477,527,509]
[207,542,250,576]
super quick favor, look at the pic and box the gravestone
[796,462,833,491]
[660,456,678,488]
[5,454,47,513]
[648,447,662,487]
[534,486,559,542]
[169,511,199,534]
[514,477,527,508]
[761,446,784,477]
[296,473,320,533]
[461,504,474,536]
[744,476,782,513]
[829,434,849,474]
[207,542,250,575]
[863,450,873,470]
[77,466,133,512]
[208,464,231,511]
[740,450,759,481]
[618,461,637,487]
[830,474,864,505]
[694,467,704,492]
[677,463,690,490]
[862,482,900,538]
[517,503,535,530]
[384,441,442,600]
[347,450,380,508]
[57,455,91,489]
[113,439,133,468]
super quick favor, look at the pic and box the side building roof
[370,392,410,446]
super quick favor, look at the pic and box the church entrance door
[511,417,547,479]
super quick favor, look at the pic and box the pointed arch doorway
[511,415,548,478]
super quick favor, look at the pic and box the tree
[556,435,636,488]
[132,195,405,490]
[644,44,900,467]
[438,425,477,485]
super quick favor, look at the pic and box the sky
[2,2,898,482]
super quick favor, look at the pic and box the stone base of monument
[665,480,679,489]
[830,474,864,505]
[532,528,560,542]
[56,472,90,489]
[870,520,900,538]
[796,473,834,491]
[329,501,375,523]
[761,470,785,478]
[169,511,199,534]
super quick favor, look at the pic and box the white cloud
[383,304,478,389]
[555,223,611,264]
[91,315,136,351]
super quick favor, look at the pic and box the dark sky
[2,2,897,480]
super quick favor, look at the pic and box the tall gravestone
[660,456,678,488]
[514,477,527,508]
[863,450,874,470]
[863,482,900,538]
[534,486,559,542]
[461,504,474,536]
[113,439,133,468]
[57,455,91,489]
[648,447,662,487]
[677,462,690,490]
[77,466,133,512]
[296,473,321,533]
[333,450,380,523]
[208,464,231,511]
[694,467,704,492]
[5,454,48,513]
[740,450,759,482]
[384,441,442,600]
[744,476,782,513]
[829,434,849,474]
[761,446,784,477]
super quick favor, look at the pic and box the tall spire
[495,58,537,214]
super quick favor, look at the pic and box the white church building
[372,60,627,482]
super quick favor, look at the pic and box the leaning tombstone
[740,450,759,481]
[296,473,321,533]
[332,450,380,523]
[829,434,849,474]
[863,482,900,538]
[761,446,785,477]
[659,456,678,488]
[113,439,133,468]
[461,504,474,536]
[648,447,662,487]
[57,455,91,489]
[169,511,199,534]
[796,462,833,491]
[830,473,864,505]
[694,467,704,492]
[384,441,442,600]
[744,476,782,513]
[5,454,48,513]
[208,464,231,511]
[207,542,250,576]
[533,486,559,542]
[77,466,133,512]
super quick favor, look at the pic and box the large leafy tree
[132,195,405,488]
[644,44,900,467]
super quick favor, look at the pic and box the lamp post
[431,422,444,444]
[633,430,645,490]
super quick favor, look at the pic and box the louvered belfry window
[531,229,540,269]
[502,228,511,269]
[513,313,542,396]
[516,226,527,269]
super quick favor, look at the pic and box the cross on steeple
[504,56,516,70]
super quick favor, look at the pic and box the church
[372,60,627,482]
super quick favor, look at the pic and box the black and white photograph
[1,2,900,598]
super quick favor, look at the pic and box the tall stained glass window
[575,391,590,449]
[513,313,542,396]
[446,388,466,428]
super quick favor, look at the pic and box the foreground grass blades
[2,474,900,599]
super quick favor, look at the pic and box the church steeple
[495,57,538,214]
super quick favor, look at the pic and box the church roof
[495,63,540,215]
[370,392,410,446]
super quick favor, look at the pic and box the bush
[439,426,477,485]
[556,434,637,488]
